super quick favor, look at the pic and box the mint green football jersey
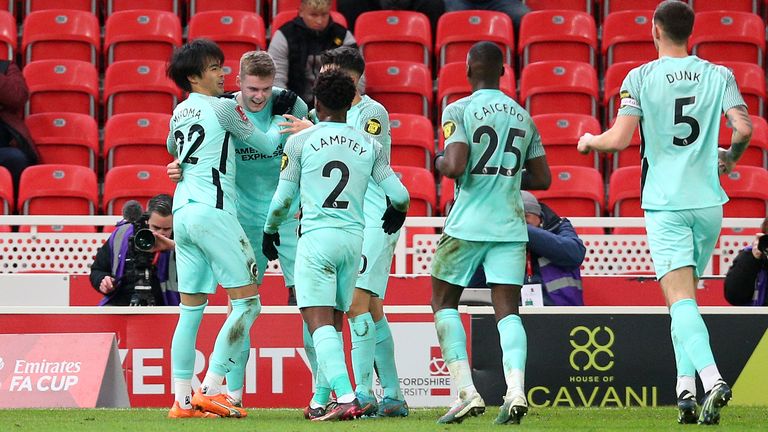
[617,56,746,210]
[346,95,391,226]
[442,89,546,242]
[167,93,269,216]
[233,87,308,223]
[280,122,394,237]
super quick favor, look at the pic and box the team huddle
[162,0,752,426]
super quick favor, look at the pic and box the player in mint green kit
[431,41,551,425]
[263,69,410,421]
[165,39,273,419]
[577,1,752,426]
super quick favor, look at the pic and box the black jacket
[724,248,768,306]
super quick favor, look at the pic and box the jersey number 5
[673,96,700,146]
[322,160,350,209]
[470,126,525,176]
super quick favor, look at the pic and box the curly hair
[314,68,356,111]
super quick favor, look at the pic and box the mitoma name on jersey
[172,107,202,123]
[310,135,368,156]
[665,70,700,84]
[473,102,525,122]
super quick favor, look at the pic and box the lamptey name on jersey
[309,134,368,156]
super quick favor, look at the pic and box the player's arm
[166,131,177,157]
[211,96,272,154]
[521,125,551,190]
[264,138,302,235]
[435,105,469,179]
[370,142,410,234]
[719,70,753,173]
[578,114,639,154]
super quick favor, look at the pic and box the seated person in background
[724,217,768,306]
[269,0,357,107]
[90,194,179,306]
[469,191,586,306]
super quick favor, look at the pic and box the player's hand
[262,231,281,261]
[167,159,182,182]
[577,133,594,154]
[381,205,407,235]
[150,232,175,252]
[271,89,298,116]
[718,148,736,175]
[278,114,313,135]
[99,276,116,294]
[752,233,764,260]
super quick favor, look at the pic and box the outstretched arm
[577,115,639,154]
[719,105,753,174]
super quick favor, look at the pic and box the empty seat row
[523,0,762,17]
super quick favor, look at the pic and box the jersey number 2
[322,160,350,209]
[470,126,525,176]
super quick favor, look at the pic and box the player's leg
[485,241,528,425]
[370,297,409,417]
[430,235,486,424]
[347,287,378,415]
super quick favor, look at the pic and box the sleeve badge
[365,118,382,135]
[235,105,248,122]
[280,152,289,171]
[442,121,457,139]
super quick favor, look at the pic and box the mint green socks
[208,295,261,377]
[349,312,376,396]
[670,299,715,372]
[313,325,354,398]
[171,302,206,380]
[497,314,527,398]
[434,308,475,393]
[374,316,404,400]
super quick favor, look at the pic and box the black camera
[122,201,158,306]
[758,235,768,257]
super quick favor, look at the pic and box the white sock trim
[699,365,722,393]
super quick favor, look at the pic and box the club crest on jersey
[235,105,248,122]
[280,152,289,171]
[365,118,382,135]
[443,121,457,139]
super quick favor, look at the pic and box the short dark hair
[167,39,224,92]
[314,68,356,111]
[320,46,365,76]
[147,194,173,217]
[653,0,694,45]
[761,217,768,234]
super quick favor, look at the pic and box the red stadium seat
[603,61,644,124]
[22,10,100,64]
[519,61,598,117]
[602,0,663,18]
[435,11,514,67]
[610,126,642,170]
[0,0,12,14]
[190,0,261,16]
[602,11,655,68]
[607,165,645,234]
[25,113,98,169]
[103,60,182,118]
[532,114,601,168]
[519,10,597,66]
[439,175,454,216]
[104,113,174,170]
[691,11,765,66]
[524,0,591,13]
[364,61,433,118]
[17,164,98,232]
[271,9,347,31]
[437,62,516,119]
[389,113,434,170]
[717,115,767,169]
[23,60,99,117]
[532,165,604,218]
[721,166,768,217]
[103,165,176,215]
[25,0,97,14]
[107,0,179,14]
[0,166,12,215]
[391,165,436,216]
[0,11,15,61]
[104,10,182,65]
[690,0,758,13]
[355,11,431,67]
[272,0,336,17]
[187,11,266,61]
[719,62,765,117]
[222,59,240,93]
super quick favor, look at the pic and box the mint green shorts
[356,226,399,298]
[431,234,526,287]
[174,203,258,294]
[645,205,722,279]
[242,217,298,287]
[294,228,363,311]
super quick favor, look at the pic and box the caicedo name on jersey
[310,134,367,156]
[172,107,201,123]
[665,70,700,85]
[236,146,283,161]
[473,102,525,122]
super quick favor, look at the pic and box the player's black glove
[262,231,281,261]
[433,151,444,172]
[271,89,298,116]
[381,205,407,235]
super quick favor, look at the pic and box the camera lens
[134,229,156,252]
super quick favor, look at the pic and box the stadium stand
[603,60,644,124]
[25,112,99,169]
[689,0,759,13]
[0,10,14,61]
[435,10,514,67]
[187,11,266,61]
[437,62,516,118]
[607,165,644,234]
[690,11,765,66]
[524,0,592,13]
[107,0,180,15]
[519,60,599,117]
[389,113,434,170]
[23,60,99,118]
[103,113,174,170]
[22,9,100,65]
[719,61,765,117]
[354,10,431,67]
[24,0,98,15]
[601,10,655,67]
[189,0,260,16]
[391,165,436,217]
[0,166,12,215]
[721,166,768,218]
[518,10,597,67]
[601,0,664,18]
[103,165,176,215]
[104,10,182,65]
[103,60,181,117]
[531,165,605,218]
[364,61,433,118]
[532,113,602,169]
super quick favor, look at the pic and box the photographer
[90,194,179,306]
[724,217,768,306]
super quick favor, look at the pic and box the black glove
[262,231,281,261]
[433,151,444,172]
[381,205,407,235]
[272,89,298,116]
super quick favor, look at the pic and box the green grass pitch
[0,406,766,431]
